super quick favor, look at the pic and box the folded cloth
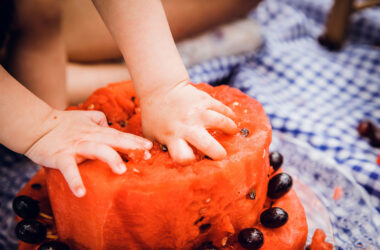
[178,18,262,67]
[188,0,380,215]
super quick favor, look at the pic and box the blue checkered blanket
[189,0,380,213]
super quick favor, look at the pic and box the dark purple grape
[260,207,288,228]
[15,219,46,244]
[369,129,380,148]
[238,228,264,249]
[267,173,293,199]
[197,241,219,250]
[38,241,70,250]
[357,120,375,138]
[160,144,168,152]
[247,189,256,200]
[12,196,40,219]
[269,152,283,172]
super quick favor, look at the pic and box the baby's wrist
[137,77,191,104]
[22,108,61,155]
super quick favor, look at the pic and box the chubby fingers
[57,157,86,198]
[76,141,127,174]
[92,127,152,152]
[203,110,238,134]
[185,128,226,160]
[208,99,236,120]
[82,110,109,127]
[167,138,195,165]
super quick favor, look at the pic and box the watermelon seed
[160,145,168,152]
[131,96,136,102]
[240,128,249,137]
[247,189,256,200]
[121,155,129,162]
[199,223,211,233]
[205,198,211,204]
[31,183,42,190]
[204,155,212,160]
[108,122,112,126]
[194,216,205,225]
[119,121,126,127]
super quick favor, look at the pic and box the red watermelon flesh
[17,81,307,249]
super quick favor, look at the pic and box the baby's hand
[25,110,152,197]
[140,81,237,164]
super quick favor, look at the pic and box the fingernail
[75,187,86,198]
[144,141,153,149]
[117,163,127,174]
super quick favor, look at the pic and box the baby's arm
[92,0,238,164]
[0,66,152,197]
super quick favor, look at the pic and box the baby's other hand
[140,81,237,164]
[25,110,152,198]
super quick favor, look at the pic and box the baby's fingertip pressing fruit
[75,187,86,198]
[144,141,153,149]
[117,163,127,174]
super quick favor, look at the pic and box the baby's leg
[63,0,260,62]
[6,0,66,109]
[64,0,260,104]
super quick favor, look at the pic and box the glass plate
[271,132,380,249]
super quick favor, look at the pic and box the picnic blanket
[188,0,380,213]
[1,0,379,248]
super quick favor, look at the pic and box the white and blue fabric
[0,0,379,249]
[189,0,380,212]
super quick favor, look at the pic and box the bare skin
[6,0,67,109]
[1,0,257,197]
[92,0,238,163]
[63,0,260,62]
[64,0,260,104]
[0,66,152,197]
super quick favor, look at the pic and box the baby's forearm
[0,66,58,154]
[91,0,189,99]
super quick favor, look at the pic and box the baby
[0,0,241,198]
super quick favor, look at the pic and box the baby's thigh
[62,0,260,63]
[62,0,121,63]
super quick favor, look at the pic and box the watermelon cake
[14,81,308,249]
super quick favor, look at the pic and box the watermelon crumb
[377,154,380,166]
[333,186,343,201]
[308,228,333,250]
